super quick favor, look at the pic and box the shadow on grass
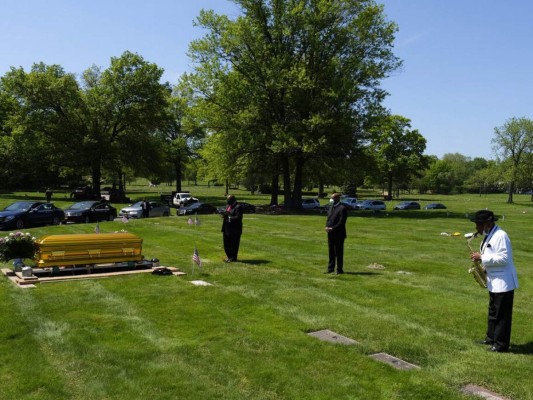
[241,259,271,265]
[344,271,383,276]
[510,341,533,355]
[261,209,472,220]
[349,211,468,220]
[0,193,43,201]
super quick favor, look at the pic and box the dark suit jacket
[221,203,243,236]
[326,203,347,240]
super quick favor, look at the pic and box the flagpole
[188,212,203,277]
[193,212,197,277]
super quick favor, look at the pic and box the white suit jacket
[481,225,519,293]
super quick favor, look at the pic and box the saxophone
[465,232,487,288]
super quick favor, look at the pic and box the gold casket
[35,233,143,268]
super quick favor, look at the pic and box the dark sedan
[0,201,64,230]
[63,201,117,223]
[217,202,257,214]
[239,202,256,214]
[178,202,218,216]
[424,203,447,210]
[393,201,421,210]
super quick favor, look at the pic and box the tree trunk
[282,156,293,208]
[174,159,182,192]
[91,162,102,198]
[507,181,514,203]
[270,173,279,206]
[292,155,304,209]
[318,182,324,198]
[387,172,393,201]
[117,170,125,202]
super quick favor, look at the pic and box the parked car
[238,202,256,214]
[394,201,421,210]
[217,202,257,214]
[356,200,386,211]
[63,201,117,223]
[0,201,64,230]
[119,201,171,219]
[173,192,198,207]
[424,203,447,210]
[301,198,321,209]
[341,197,358,209]
[70,186,99,200]
[178,202,218,216]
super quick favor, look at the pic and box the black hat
[470,210,498,223]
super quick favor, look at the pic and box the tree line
[1,1,531,206]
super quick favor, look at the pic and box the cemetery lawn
[0,190,532,399]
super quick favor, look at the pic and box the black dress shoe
[478,339,494,345]
[488,346,508,353]
[335,271,344,275]
[323,271,334,274]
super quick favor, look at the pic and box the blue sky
[1,0,532,159]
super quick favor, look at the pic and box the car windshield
[4,202,35,211]
[69,201,97,210]
[130,202,143,208]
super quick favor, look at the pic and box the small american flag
[194,215,201,226]
[192,246,202,268]
[187,217,193,225]
[94,222,100,233]
[122,216,129,223]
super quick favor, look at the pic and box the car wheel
[15,219,24,229]
[84,216,91,223]
[163,211,169,217]
[52,217,61,225]
[108,214,115,221]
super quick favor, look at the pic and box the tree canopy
[0,52,171,194]
[492,117,533,203]
[187,0,401,208]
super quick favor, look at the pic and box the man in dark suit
[141,199,150,218]
[221,195,243,263]
[325,193,348,274]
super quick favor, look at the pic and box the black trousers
[327,236,345,272]
[486,290,514,351]
[223,233,241,261]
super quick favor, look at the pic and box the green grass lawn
[1,188,532,399]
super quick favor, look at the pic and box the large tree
[159,81,206,193]
[492,117,533,203]
[369,115,427,198]
[1,52,170,195]
[188,0,400,208]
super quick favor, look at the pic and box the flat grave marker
[307,329,359,345]
[461,384,510,400]
[369,352,420,370]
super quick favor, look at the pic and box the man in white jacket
[470,210,518,353]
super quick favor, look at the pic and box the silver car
[356,200,386,210]
[301,198,321,209]
[119,201,171,219]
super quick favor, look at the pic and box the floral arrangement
[0,232,38,262]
